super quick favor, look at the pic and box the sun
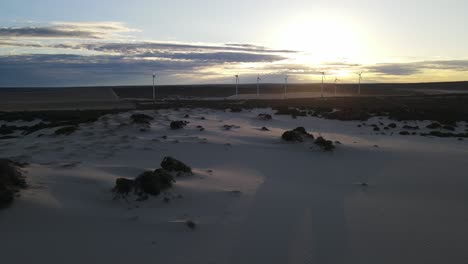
[273,15,367,63]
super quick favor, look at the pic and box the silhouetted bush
[426,122,441,129]
[387,123,397,129]
[112,178,136,199]
[282,127,314,142]
[170,120,188,130]
[161,156,193,175]
[0,159,26,209]
[135,169,175,196]
[113,169,176,199]
[322,109,370,121]
[0,125,16,135]
[399,131,410,136]
[131,113,154,125]
[443,125,455,131]
[402,125,420,130]
[314,136,335,151]
[282,131,304,142]
[258,113,272,120]
[275,107,307,117]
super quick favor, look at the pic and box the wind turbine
[256,75,261,97]
[152,72,157,101]
[320,72,325,98]
[284,75,289,99]
[334,77,339,97]
[357,72,363,96]
[235,74,239,97]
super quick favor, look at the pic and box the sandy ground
[1,109,468,264]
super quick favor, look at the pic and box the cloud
[367,63,422,76]
[0,22,134,39]
[0,53,261,86]
[66,42,298,54]
[367,60,468,76]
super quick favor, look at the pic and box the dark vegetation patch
[322,109,370,121]
[442,125,456,131]
[399,131,411,136]
[134,95,468,124]
[426,122,441,129]
[223,125,240,130]
[130,113,154,125]
[113,156,192,200]
[0,125,16,135]
[170,120,189,130]
[402,125,420,130]
[282,127,314,142]
[314,137,335,151]
[275,107,307,118]
[161,156,193,175]
[258,113,272,120]
[421,131,468,138]
[0,159,27,209]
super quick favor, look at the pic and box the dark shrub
[186,220,197,230]
[0,159,26,209]
[0,125,16,135]
[314,137,335,151]
[170,121,188,130]
[131,113,153,125]
[443,125,455,131]
[399,131,410,136]
[427,122,441,129]
[230,108,242,113]
[112,178,136,199]
[322,109,370,121]
[0,186,14,209]
[402,125,420,130]
[135,169,175,196]
[282,131,303,142]
[54,126,78,136]
[275,107,307,117]
[282,127,314,142]
[258,113,272,121]
[161,157,192,174]
[388,123,397,129]
[261,127,270,131]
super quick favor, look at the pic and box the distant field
[112,82,468,99]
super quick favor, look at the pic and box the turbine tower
[235,74,239,97]
[152,72,157,101]
[256,75,261,97]
[320,72,325,98]
[358,72,363,96]
[284,75,289,99]
[334,77,339,97]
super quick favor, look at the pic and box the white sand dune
[1,109,468,264]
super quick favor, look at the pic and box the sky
[0,0,468,86]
